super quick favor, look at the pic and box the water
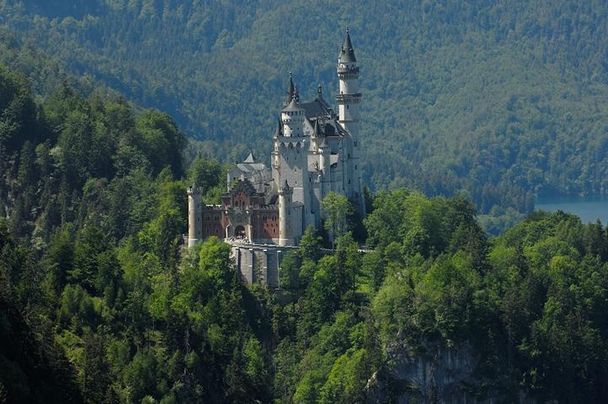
[535,196,608,224]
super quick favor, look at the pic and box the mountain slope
[2,0,608,212]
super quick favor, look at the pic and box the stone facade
[187,29,365,285]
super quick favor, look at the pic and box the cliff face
[365,340,531,403]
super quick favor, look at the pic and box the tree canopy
[2,23,608,401]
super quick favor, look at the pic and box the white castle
[187,29,364,285]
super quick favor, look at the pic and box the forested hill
[2,1,608,214]
[3,54,608,402]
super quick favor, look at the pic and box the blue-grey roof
[243,152,256,163]
[285,73,295,105]
[282,97,301,112]
[301,98,332,119]
[339,29,357,63]
[274,118,283,137]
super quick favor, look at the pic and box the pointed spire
[244,152,256,163]
[293,84,300,103]
[288,72,294,94]
[274,117,283,138]
[317,84,323,99]
[282,94,301,112]
[284,72,295,106]
[339,27,357,63]
[313,119,322,137]
[319,134,328,149]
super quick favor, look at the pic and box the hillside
[2,40,608,402]
[2,1,608,214]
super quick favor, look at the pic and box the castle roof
[284,73,295,106]
[273,118,283,138]
[282,96,302,112]
[229,178,259,196]
[313,119,322,137]
[234,152,266,172]
[339,28,357,63]
[301,97,333,120]
[244,152,256,163]
[235,162,267,173]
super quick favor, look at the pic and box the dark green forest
[3,60,608,403]
[1,0,608,216]
[3,1,608,402]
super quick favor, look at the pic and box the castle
[187,29,364,286]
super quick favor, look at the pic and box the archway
[235,225,246,239]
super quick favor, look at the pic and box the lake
[535,197,608,224]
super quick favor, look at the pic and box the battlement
[187,185,202,196]
[336,93,362,104]
[337,65,359,79]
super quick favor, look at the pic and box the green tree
[322,192,353,247]
[136,110,185,177]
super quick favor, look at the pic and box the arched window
[235,225,246,238]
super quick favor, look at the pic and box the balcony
[337,65,359,75]
[336,93,362,104]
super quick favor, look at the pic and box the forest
[2,60,608,403]
[1,0,608,217]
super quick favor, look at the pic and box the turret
[312,118,322,140]
[337,28,365,214]
[337,27,362,136]
[283,72,299,107]
[274,80,310,229]
[187,185,202,247]
[278,180,293,246]
[319,136,330,173]
[281,94,304,137]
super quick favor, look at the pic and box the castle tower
[187,185,202,247]
[337,28,361,137]
[337,28,365,213]
[274,76,309,199]
[281,94,304,137]
[318,135,330,173]
[283,72,299,107]
[278,180,293,246]
[272,75,311,239]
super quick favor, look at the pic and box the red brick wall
[252,210,279,240]
[233,192,248,209]
[202,206,279,241]
[202,210,224,239]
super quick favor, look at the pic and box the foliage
[3,49,608,403]
[322,192,353,245]
[0,66,267,403]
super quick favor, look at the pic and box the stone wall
[232,244,296,288]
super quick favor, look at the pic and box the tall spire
[339,27,357,63]
[313,119,322,137]
[274,117,283,138]
[284,72,295,106]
